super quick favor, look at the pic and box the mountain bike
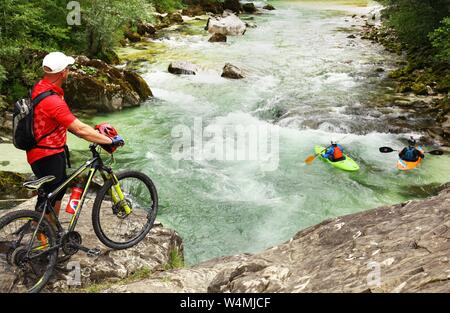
[0,143,158,293]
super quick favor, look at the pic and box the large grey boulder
[168,61,200,75]
[206,13,246,36]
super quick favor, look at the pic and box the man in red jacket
[29,52,123,225]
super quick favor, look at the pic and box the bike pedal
[87,248,101,258]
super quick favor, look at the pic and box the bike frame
[27,144,131,257]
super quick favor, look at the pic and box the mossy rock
[123,70,153,100]
[0,171,31,198]
[411,82,427,95]
[436,73,450,93]
[100,50,121,65]
[396,83,412,93]
[0,95,9,113]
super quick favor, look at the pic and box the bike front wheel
[0,210,58,293]
[92,171,158,250]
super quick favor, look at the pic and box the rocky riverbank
[2,184,448,293]
[355,10,450,148]
[103,184,450,292]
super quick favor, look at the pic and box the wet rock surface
[209,33,227,43]
[221,63,245,79]
[106,187,450,293]
[168,61,200,75]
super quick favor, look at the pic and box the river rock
[263,4,276,10]
[221,63,245,79]
[426,85,435,95]
[182,0,224,16]
[0,171,32,200]
[168,61,200,75]
[125,31,141,43]
[0,197,184,291]
[242,3,257,14]
[182,5,205,17]
[64,56,152,112]
[137,22,156,36]
[206,14,246,36]
[105,185,450,293]
[123,71,153,99]
[223,0,242,13]
[169,12,184,24]
[208,33,227,42]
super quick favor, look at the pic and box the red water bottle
[66,186,83,214]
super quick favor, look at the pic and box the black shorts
[31,152,68,212]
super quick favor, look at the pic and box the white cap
[42,52,75,74]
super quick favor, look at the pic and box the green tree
[149,0,184,13]
[382,0,450,50]
[78,0,152,60]
[0,0,71,99]
[429,17,450,62]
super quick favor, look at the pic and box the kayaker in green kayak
[321,141,346,162]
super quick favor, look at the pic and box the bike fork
[109,174,132,215]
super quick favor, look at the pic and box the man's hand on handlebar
[111,135,125,147]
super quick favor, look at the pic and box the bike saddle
[23,176,56,191]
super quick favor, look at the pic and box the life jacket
[333,145,343,159]
[403,147,418,162]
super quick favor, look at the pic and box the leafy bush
[149,0,184,13]
[429,17,450,63]
[77,0,153,58]
[382,0,450,50]
[0,65,6,91]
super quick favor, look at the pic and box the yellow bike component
[111,174,132,215]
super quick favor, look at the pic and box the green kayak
[314,145,360,172]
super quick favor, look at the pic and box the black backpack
[12,90,58,151]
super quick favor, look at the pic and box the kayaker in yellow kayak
[321,141,346,162]
[398,138,425,162]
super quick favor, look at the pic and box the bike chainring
[61,231,82,256]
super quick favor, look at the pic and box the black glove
[111,135,125,147]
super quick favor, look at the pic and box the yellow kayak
[397,147,424,171]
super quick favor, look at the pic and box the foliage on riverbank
[376,0,450,95]
[0,0,186,106]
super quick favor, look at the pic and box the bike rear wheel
[92,171,158,250]
[0,210,57,293]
